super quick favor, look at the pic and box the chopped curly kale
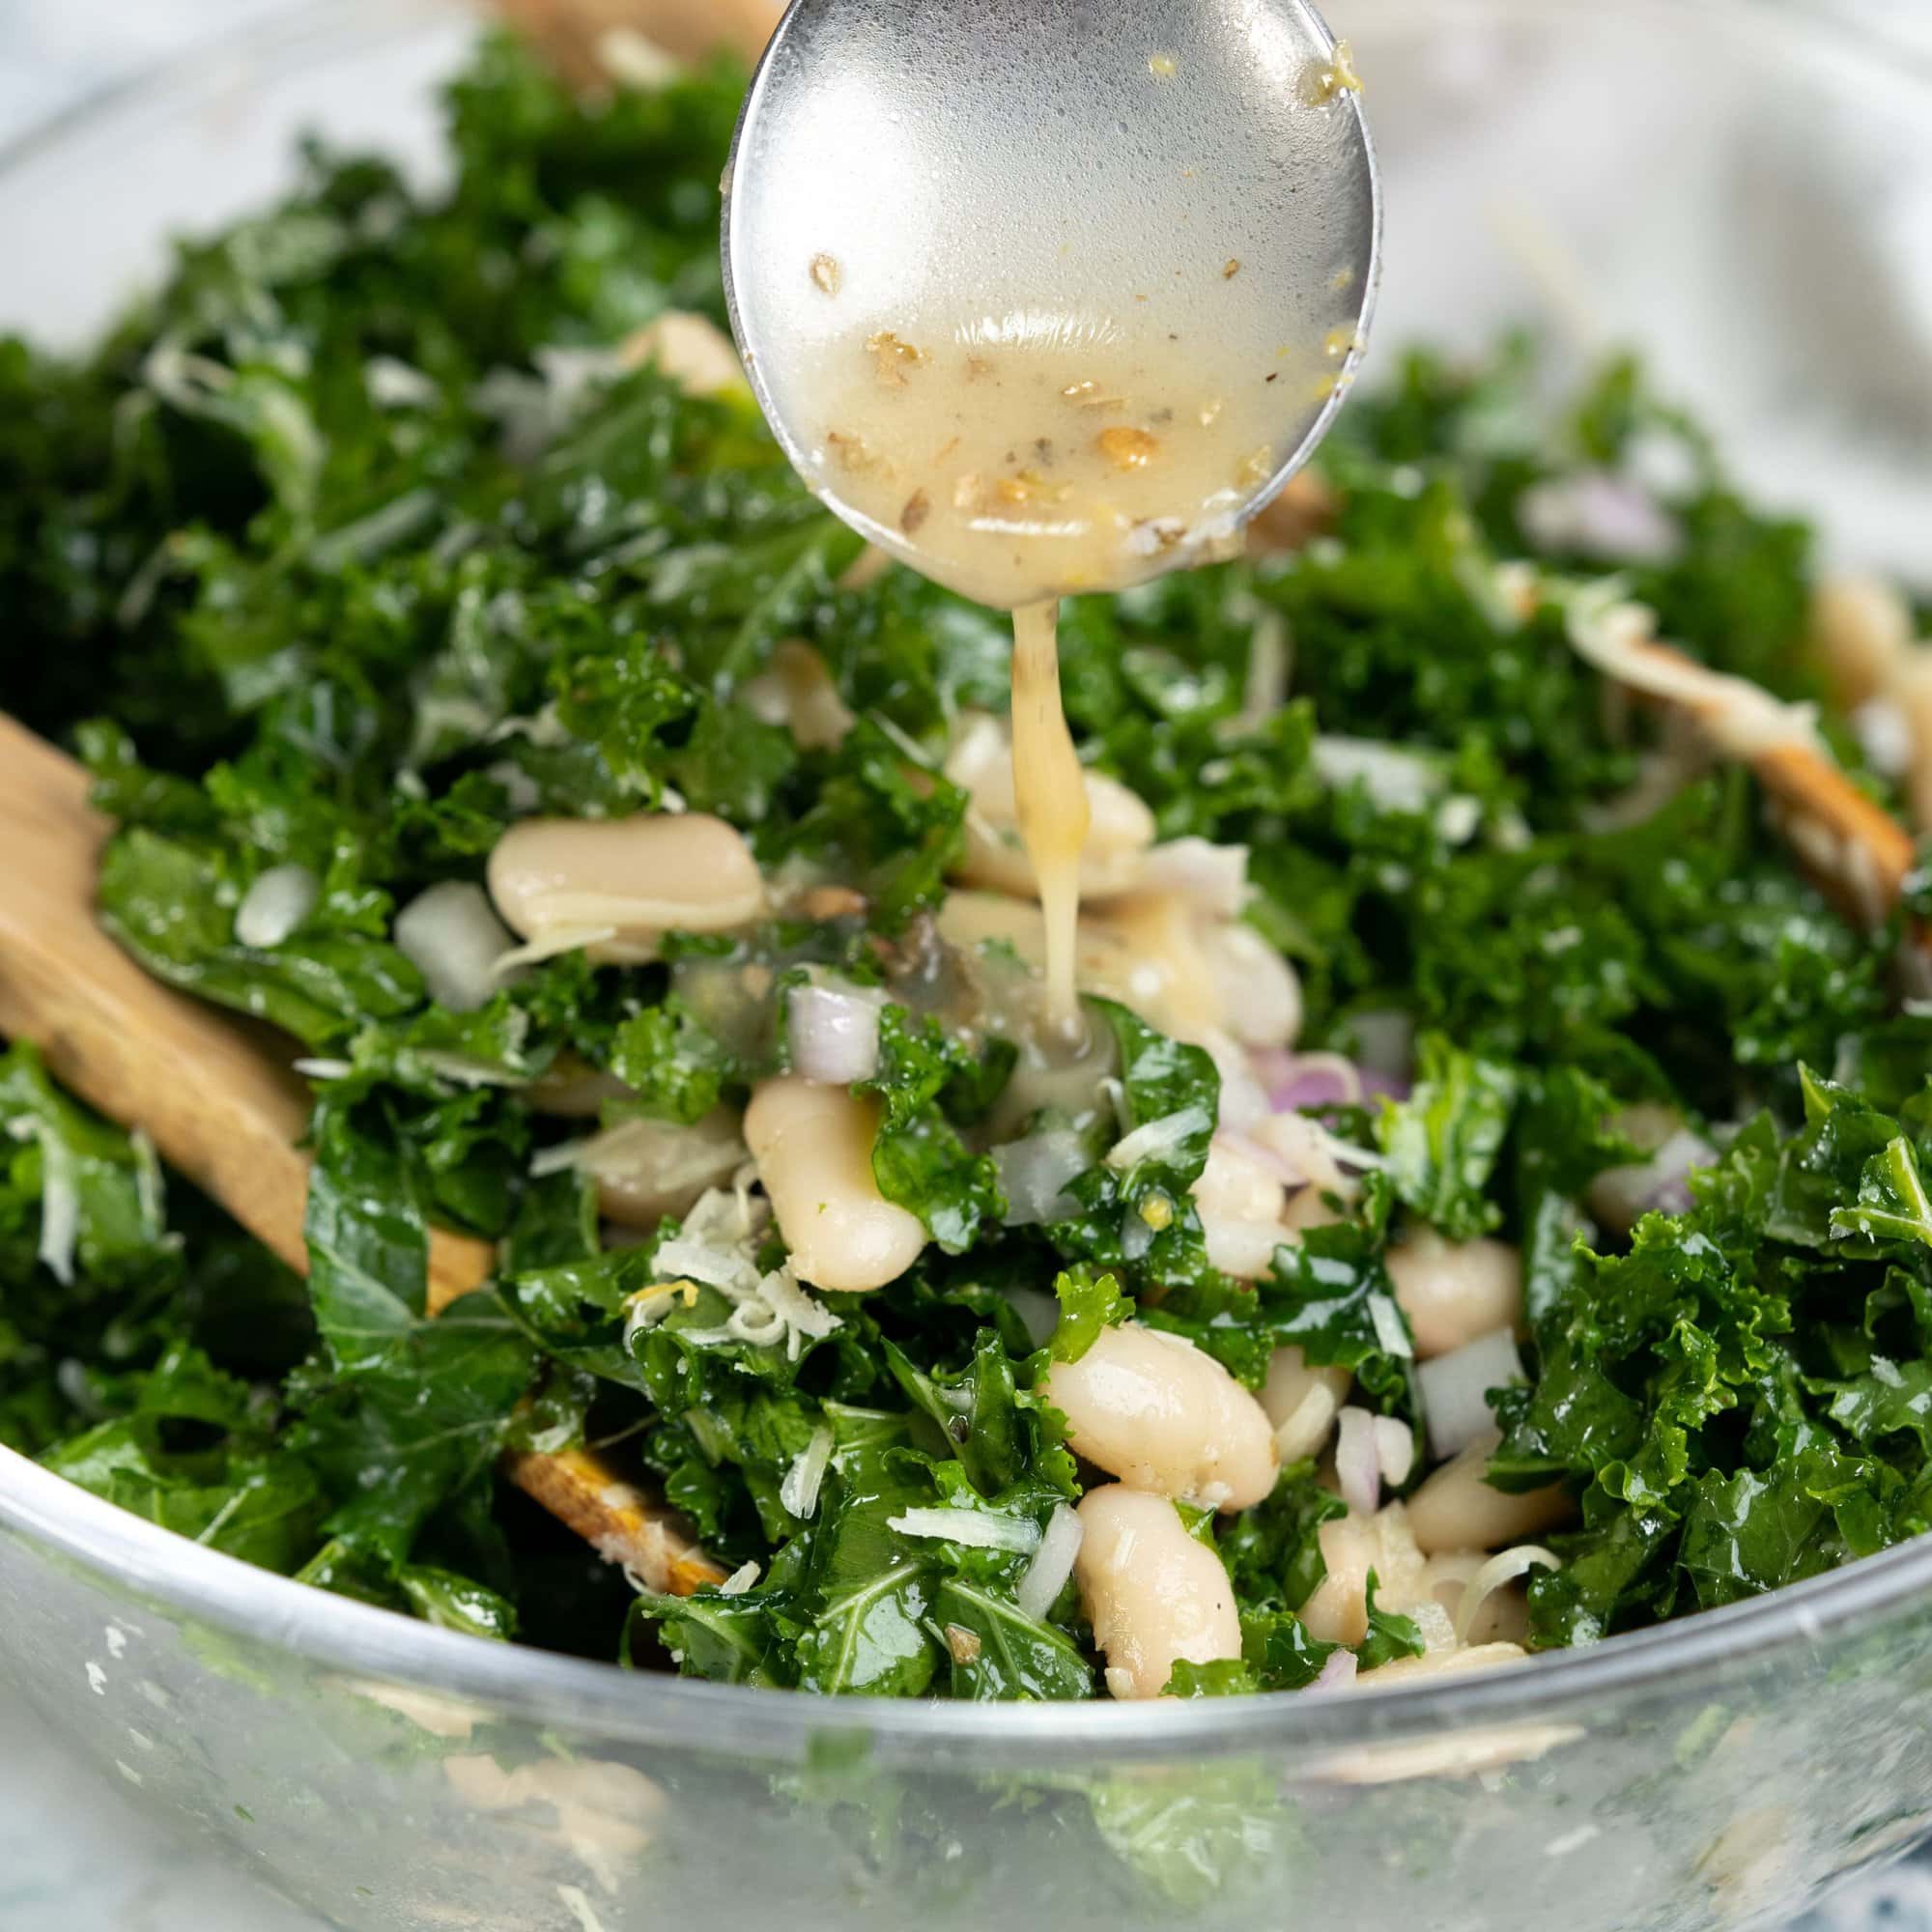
[3,30,1929,1705]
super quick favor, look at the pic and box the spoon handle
[0,713,722,1594]
[0,711,319,1270]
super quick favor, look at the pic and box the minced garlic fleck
[1096,426,1159,470]
[1300,39,1363,106]
[867,329,923,385]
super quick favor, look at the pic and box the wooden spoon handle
[0,714,718,1593]
[0,713,495,1308]
[1634,641,1917,930]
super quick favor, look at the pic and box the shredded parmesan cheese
[780,1426,836,1520]
[1105,1105,1213,1171]
[887,1508,1042,1552]
[1564,584,1823,762]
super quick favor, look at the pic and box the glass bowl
[4,5,1932,1929]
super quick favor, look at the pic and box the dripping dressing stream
[1009,599,1089,1038]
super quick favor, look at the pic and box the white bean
[1262,1346,1350,1462]
[1095,894,1228,1040]
[1405,1432,1573,1555]
[945,715,1153,899]
[576,1108,748,1228]
[488,813,764,964]
[1299,1501,1429,1645]
[743,1076,926,1293]
[1809,574,1914,707]
[1044,1322,1277,1510]
[934,890,1224,1043]
[1385,1229,1522,1359]
[1198,919,1302,1050]
[1190,1137,1289,1280]
[1074,1486,1241,1700]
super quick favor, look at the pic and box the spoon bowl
[723,0,1379,604]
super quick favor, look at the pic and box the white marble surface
[6,4,1932,1930]
[0,1686,324,1931]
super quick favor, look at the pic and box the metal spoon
[722,0,1379,593]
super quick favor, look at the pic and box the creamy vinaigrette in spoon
[789,319,1345,1037]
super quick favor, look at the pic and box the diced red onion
[1373,1414,1413,1489]
[1016,1503,1084,1620]
[394,881,518,1011]
[234,864,319,950]
[1311,1649,1358,1692]
[1139,838,1249,918]
[1518,470,1682,565]
[787,982,885,1086]
[1334,1405,1381,1518]
[1586,1128,1714,1233]
[994,1129,1092,1227]
[1417,1326,1524,1461]
[1255,1050,1365,1114]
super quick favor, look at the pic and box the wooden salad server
[0,712,722,1595]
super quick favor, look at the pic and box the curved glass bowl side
[12,1446,1932,1932]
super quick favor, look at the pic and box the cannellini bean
[1097,895,1228,1040]
[1280,1189,1348,1234]
[1044,1322,1277,1510]
[1191,1138,1290,1279]
[488,813,765,965]
[1263,1346,1350,1461]
[1198,920,1302,1049]
[1355,1641,1525,1688]
[945,715,1154,898]
[617,309,746,396]
[1299,1500,1430,1644]
[743,1076,926,1293]
[1385,1228,1523,1359]
[575,1108,748,1228]
[1074,1485,1241,1700]
[1405,1432,1573,1554]
[935,890,1227,1042]
[1809,574,1914,707]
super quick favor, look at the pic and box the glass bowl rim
[5,0,1932,1766]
